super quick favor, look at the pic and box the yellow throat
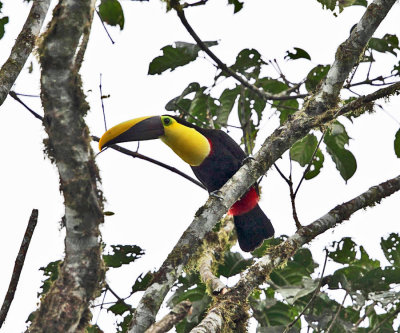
[160,119,210,166]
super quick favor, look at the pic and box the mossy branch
[28,0,104,331]
[129,1,398,331]
[196,174,400,332]
[0,0,51,107]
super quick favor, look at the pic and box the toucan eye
[163,117,172,126]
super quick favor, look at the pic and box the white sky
[0,1,399,332]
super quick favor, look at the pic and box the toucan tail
[233,204,274,252]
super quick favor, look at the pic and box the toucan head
[99,115,211,166]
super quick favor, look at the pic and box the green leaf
[39,260,61,296]
[276,277,319,305]
[394,129,400,158]
[270,248,316,286]
[251,298,299,328]
[285,47,311,61]
[290,134,318,167]
[392,60,400,76]
[368,290,400,306]
[329,237,357,264]
[305,65,330,92]
[103,211,115,216]
[165,82,201,112]
[368,34,399,56]
[217,252,253,278]
[316,0,336,11]
[290,133,324,180]
[257,78,288,94]
[229,49,263,80]
[216,86,240,126]
[149,41,218,75]
[381,233,400,267]
[228,0,244,13]
[103,244,144,268]
[98,0,124,30]
[327,266,367,292]
[107,302,132,315]
[116,313,133,333]
[0,16,8,40]
[188,88,219,127]
[316,0,366,12]
[131,272,153,294]
[324,121,357,181]
[305,148,324,180]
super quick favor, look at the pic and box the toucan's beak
[99,116,164,151]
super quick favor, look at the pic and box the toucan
[98,115,274,252]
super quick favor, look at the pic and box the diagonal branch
[93,137,206,190]
[144,301,192,333]
[194,174,400,332]
[0,209,38,329]
[174,6,306,102]
[130,1,398,331]
[8,92,206,191]
[0,0,51,107]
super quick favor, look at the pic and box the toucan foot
[241,156,255,166]
[210,190,223,200]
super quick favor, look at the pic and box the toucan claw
[210,190,223,200]
[241,156,255,166]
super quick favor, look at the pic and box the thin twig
[174,7,306,102]
[352,302,376,330]
[93,136,206,190]
[275,162,301,228]
[9,91,43,120]
[9,92,207,191]
[95,8,115,44]
[326,292,348,333]
[106,283,134,312]
[369,306,400,333]
[283,249,329,333]
[289,176,302,229]
[182,0,208,8]
[99,73,108,131]
[0,209,38,328]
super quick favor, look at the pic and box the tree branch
[306,0,397,116]
[8,90,206,191]
[0,209,38,329]
[0,0,51,107]
[144,301,192,333]
[93,136,206,190]
[130,2,398,330]
[174,6,306,102]
[195,174,400,332]
[198,217,234,295]
[29,0,104,331]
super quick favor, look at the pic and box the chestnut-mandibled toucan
[99,115,274,252]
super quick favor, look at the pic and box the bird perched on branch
[99,115,274,251]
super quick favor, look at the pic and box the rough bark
[194,174,400,332]
[145,301,192,333]
[129,0,398,331]
[28,1,103,332]
[0,0,51,107]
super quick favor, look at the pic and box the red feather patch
[228,187,260,216]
